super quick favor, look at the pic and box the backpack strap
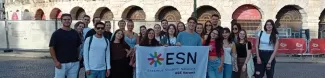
[104,38,108,70]
[87,36,93,70]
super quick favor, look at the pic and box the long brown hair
[236,29,249,44]
[264,19,279,45]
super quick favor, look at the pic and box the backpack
[87,36,109,70]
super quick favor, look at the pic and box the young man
[83,15,91,38]
[176,17,202,46]
[211,14,223,30]
[49,13,82,78]
[160,19,168,36]
[118,20,126,31]
[83,22,111,78]
[104,21,113,39]
[85,17,102,38]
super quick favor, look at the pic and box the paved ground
[0,56,325,78]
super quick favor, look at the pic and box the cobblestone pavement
[0,56,325,78]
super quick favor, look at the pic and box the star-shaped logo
[148,52,164,67]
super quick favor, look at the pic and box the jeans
[54,61,80,78]
[86,70,106,78]
[254,50,276,78]
[223,64,232,78]
[207,58,223,78]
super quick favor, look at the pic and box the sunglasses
[96,27,105,30]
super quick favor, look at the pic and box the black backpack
[87,36,109,70]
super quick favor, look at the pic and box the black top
[235,41,252,58]
[49,29,82,63]
[110,43,131,60]
[85,29,112,40]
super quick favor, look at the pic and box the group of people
[49,13,279,78]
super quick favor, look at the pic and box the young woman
[161,24,177,46]
[177,22,186,33]
[233,29,253,78]
[230,23,242,42]
[196,23,205,43]
[74,21,86,78]
[222,28,237,78]
[255,19,279,78]
[204,28,224,78]
[154,24,162,42]
[204,21,213,38]
[140,28,161,46]
[124,19,138,48]
[136,25,147,44]
[109,29,133,78]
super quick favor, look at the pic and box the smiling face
[205,22,212,31]
[76,23,85,33]
[154,25,161,34]
[162,21,168,30]
[127,22,134,31]
[115,30,124,40]
[266,22,273,31]
[118,21,126,30]
[238,30,246,40]
[168,26,176,35]
[105,22,111,32]
[148,30,155,40]
[222,30,230,39]
[211,16,219,26]
[196,24,203,34]
[61,16,72,27]
[177,23,185,32]
[187,20,196,30]
[210,30,218,39]
[140,27,147,35]
[95,24,105,35]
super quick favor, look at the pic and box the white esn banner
[136,46,209,78]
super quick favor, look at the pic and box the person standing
[255,19,279,78]
[177,22,186,33]
[204,28,224,78]
[83,15,91,38]
[222,28,237,78]
[49,13,82,78]
[233,29,254,78]
[104,21,113,39]
[154,24,162,42]
[109,29,133,78]
[211,14,223,30]
[161,24,177,46]
[118,20,127,31]
[85,17,102,38]
[160,19,169,36]
[230,23,242,42]
[176,17,202,46]
[83,22,111,78]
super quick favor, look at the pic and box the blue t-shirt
[176,31,202,46]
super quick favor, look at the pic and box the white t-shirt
[257,31,279,50]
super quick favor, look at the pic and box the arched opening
[196,5,220,24]
[22,9,32,20]
[50,8,62,20]
[155,6,181,22]
[319,9,325,38]
[93,7,114,21]
[70,6,86,20]
[275,5,303,38]
[232,4,262,37]
[35,9,45,20]
[121,5,146,20]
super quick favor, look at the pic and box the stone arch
[50,8,62,20]
[232,4,262,36]
[93,7,114,21]
[35,9,45,20]
[22,9,32,20]
[196,5,220,24]
[70,6,86,20]
[155,6,181,22]
[121,5,146,20]
[319,9,325,38]
[275,5,303,32]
